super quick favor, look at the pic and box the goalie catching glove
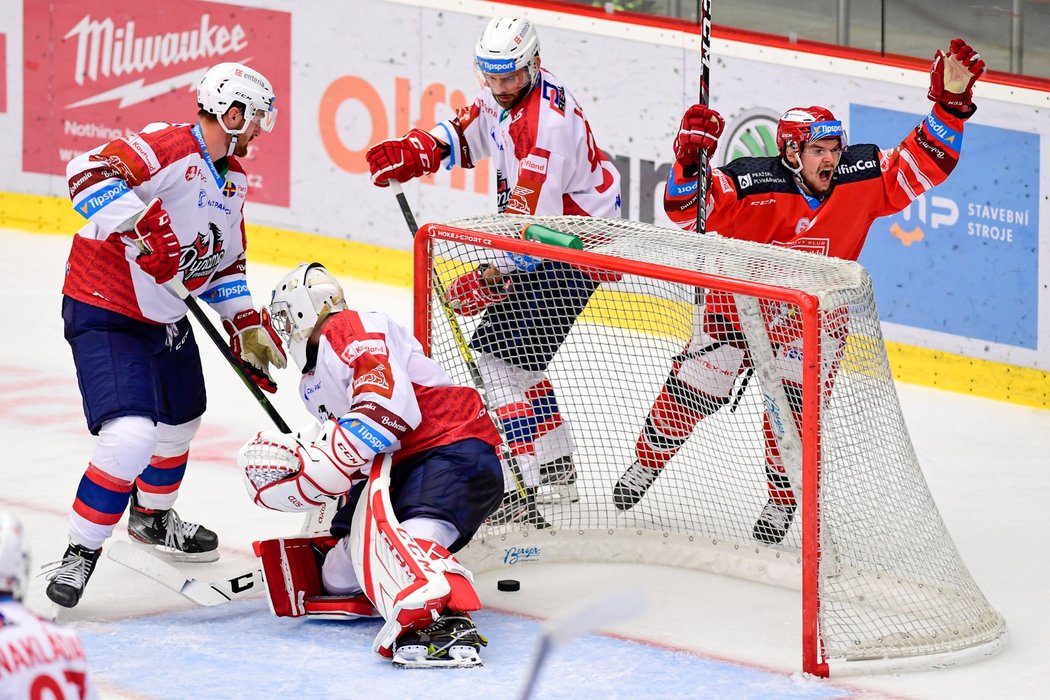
[239,418,378,512]
[927,37,985,115]
[366,128,444,187]
[223,308,287,393]
[446,264,512,316]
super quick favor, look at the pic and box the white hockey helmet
[0,511,30,602]
[474,17,541,86]
[197,62,277,153]
[269,263,348,371]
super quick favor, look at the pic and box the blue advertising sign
[852,104,1039,349]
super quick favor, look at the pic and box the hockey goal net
[413,214,1006,676]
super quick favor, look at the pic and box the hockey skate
[486,487,550,529]
[128,488,219,562]
[612,460,661,511]
[42,543,103,609]
[536,455,580,504]
[392,612,488,668]
[752,500,797,545]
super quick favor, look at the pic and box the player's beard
[232,135,252,158]
[800,163,836,197]
[493,83,532,110]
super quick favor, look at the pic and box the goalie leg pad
[252,535,338,617]
[349,455,484,657]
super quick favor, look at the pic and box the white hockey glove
[223,308,288,394]
[239,419,374,512]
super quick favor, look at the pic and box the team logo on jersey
[222,180,238,198]
[352,363,393,398]
[185,165,205,182]
[794,217,811,234]
[179,223,226,290]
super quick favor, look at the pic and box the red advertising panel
[23,1,291,206]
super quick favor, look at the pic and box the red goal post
[413,214,1006,676]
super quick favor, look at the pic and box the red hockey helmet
[776,106,847,156]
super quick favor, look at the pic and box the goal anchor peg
[521,224,584,250]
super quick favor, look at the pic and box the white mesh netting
[418,214,1005,672]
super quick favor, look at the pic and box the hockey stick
[107,541,264,606]
[690,0,714,339]
[518,587,646,700]
[106,498,337,607]
[387,181,528,502]
[126,233,291,434]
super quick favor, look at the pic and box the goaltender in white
[237,263,505,667]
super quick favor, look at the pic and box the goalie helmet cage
[413,215,1006,677]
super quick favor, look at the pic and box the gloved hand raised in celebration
[366,129,445,187]
[223,307,287,393]
[125,198,181,284]
[673,104,725,171]
[927,38,985,115]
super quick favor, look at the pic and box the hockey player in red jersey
[366,17,622,524]
[614,39,985,545]
[2,512,99,697]
[238,263,504,667]
[44,63,287,608]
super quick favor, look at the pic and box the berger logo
[64,14,248,106]
[503,546,541,565]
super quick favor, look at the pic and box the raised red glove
[927,38,985,115]
[366,129,443,187]
[446,265,511,316]
[673,105,725,170]
[127,198,180,284]
[223,307,287,394]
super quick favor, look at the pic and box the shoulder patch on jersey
[352,361,394,399]
[833,144,881,184]
[720,157,794,198]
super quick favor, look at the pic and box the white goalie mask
[0,511,30,602]
[197,62,277,155]
[474,17,541,88]
[269,263,348,371]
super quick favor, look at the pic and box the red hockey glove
[126,198,181,284]
[223,307,288,394]
[927,38,985,115]
[673,105,725,170]
[446,264,511,316]
[366,129,443,187]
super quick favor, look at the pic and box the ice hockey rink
[3,227,1048,699]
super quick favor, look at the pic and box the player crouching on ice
[237,263,504,667]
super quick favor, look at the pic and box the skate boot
[612,460,661,511]
[752,500,797,545]
[128,488,219,562]
[536,455,580,504]
[42,543,103,609]
[392,612,488,668]
[486,487,550,529]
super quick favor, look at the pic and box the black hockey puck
[497,579,521,592]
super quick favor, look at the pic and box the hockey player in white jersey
[238,263,504,667]
[1,512,99,698]
[43,62,287,608]
[366,17,622,524]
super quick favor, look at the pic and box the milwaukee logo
[66,14,248,87]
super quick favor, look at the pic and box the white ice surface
[1,228,1046,699]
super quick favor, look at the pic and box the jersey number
[30,670,88,699]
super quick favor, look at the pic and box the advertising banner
[854,105,1040,349]
[21,0,291,205]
